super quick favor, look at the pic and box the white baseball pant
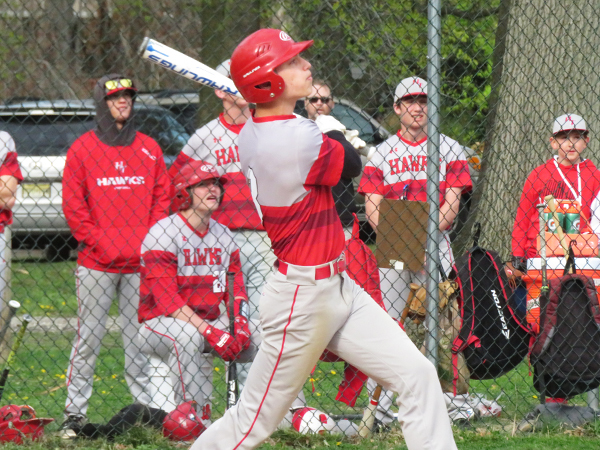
[375,229,454,424]
[138,313,260,425]
[191,263,456,450]
[65,267,151,418]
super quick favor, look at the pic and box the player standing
[61,74,171,436]
[358,76,473,426]
[190,29,456,450]
[0,132,22,309]
[138,160,258,425]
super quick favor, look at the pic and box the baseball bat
[138,37,243,99]
[544,195,572,271]
[0,300,21,346]
[358,384,382,437]
[226,272,239,410]
[0,314,32,403]
[537,203,548,291]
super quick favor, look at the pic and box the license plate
[22,183,51,199]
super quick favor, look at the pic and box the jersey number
[246,167,264,222]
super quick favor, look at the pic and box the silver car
[0,99,190,260]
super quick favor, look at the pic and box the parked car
[0,99,190,260]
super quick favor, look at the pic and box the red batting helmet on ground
[162,401,206,441]
[171,160,228,211]
[230,29,313,103]
[0,405,54,444]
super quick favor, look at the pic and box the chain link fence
[0,0,598,444]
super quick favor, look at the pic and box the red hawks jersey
[0,132,23,232]
[139,213,246,322]
[239,114,345,266]
[358,132,472,206]
[171,113,264,231]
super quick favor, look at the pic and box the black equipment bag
[450,224,531,384]
[531,252,600,399]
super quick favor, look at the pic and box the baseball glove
[404,280,458,324]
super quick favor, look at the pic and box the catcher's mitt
[404,280,458,324]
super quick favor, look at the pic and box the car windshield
[330,105,377,143]
[134,109,190,156]
[0,115,94,156]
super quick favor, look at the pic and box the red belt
[276,256,346,280]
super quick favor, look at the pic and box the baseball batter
[138,160,258,427]
[0,132,22,309]
[190,29,456,450]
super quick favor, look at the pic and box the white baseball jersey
[139,213,246,322]
[173,114,264,231]
[359,132,471,207]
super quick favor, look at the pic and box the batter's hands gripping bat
[0,314,32,403]
[138,38,243,99]
[0,300,20,346]
[358,384,382,437]
[226,272,239,410]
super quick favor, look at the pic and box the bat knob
[138,37,150,56]
[359,146,376,161]
[22,314,33,323]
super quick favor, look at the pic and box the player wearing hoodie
[61,74,171,437]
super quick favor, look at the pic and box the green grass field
[3,260,600,448]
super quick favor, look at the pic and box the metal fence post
[425,0,442,366]
[588,388,599,411]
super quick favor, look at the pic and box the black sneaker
[60,415,86,440]
[372,418,392,434]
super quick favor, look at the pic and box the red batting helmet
[162,401,206,441]
[230,29,313,103]
[171,160,228,211]
[0,405,54,444]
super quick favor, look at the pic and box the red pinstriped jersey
[0,132,23,232]
[239,114,345,266]
[171,114,264,231]
[358,131,472,205]
[139,213,246,322]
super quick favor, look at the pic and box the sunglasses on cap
[104,78,136,94]
[307,96,332,104]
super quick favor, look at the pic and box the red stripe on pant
[144,324,188,402]
[233,285,300,450]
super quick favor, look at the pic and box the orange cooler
[523,257,600,333]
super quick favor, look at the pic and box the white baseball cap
[215,59,231,78]
[394,77,427,103]
[552,114,588,135]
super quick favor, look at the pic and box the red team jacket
[62,131,171,273]
[0,132,23,233]
[170,114,264,231]
[139,214,247,322]
[512,157,600,258]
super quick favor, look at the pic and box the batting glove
[202,326,242,362]
[233,316,251,351]
[315,114,346,134]
[344,129,367,150]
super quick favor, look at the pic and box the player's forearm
[326,130,362,178]
[168,305,209,333]
[0,175,18,209]
[365,194,383,232]
[439,187,461,231]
